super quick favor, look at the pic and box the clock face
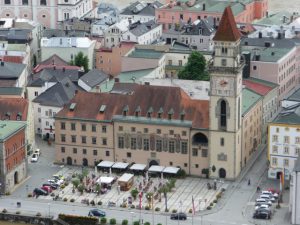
[216,78,230,90]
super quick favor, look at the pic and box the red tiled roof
[39,54,70,66]
[0,98,28,121]
[33,65,81,73]
[213,6,241,42]
[56,83,209,129]
[243,80,273,96]
[0,56,24,64]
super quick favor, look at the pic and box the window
[296,137,300,144]
[272,135,278,142]
[181,142,188,154]
[169,130,174,135]
[92,137,97,144]
[73,148,77,154]
[276,128,279,133]
[119,126,123,131]
[253,66,257,70]
[284,159,289,166]
[284,136,289,143]
[220,138,225,146]
[71,135,76,143]
[179,60,182,66]
[221,59,227,66]
[102,126,107,133]
[168,60,172,65]
[81,124,86,131]
[144,128,148,133]
[35,91,38,96]
[195,164,199,168]
[106,151,110,157]
[202,149,208,157]
[61,122,66,130]
[82,136,86,144]
[102,138,107,146]
[169,140,175,153]
[46,121,49,126]
[182,131,187,136]
[91,124,96,132]
[61,147,65,153]
[296,148,300,156]
[40,0,46,5]
[221,47,228,54]
[272,145,278,153]
[220,100,227,128]
[284,146,289,154]
[38,118,41,123]
[192,148,198,156]
[71,123,76,131]
[144,139,149,151]
[131,138,137,150]
[272,157,277,166]
[131,127,136,132]
[157,129,161,134]
[5,0,11,4]
[118,137,124,149]
[93,150,97,156]
[184,163,187,167]
[127,152,131,158]
[82,149,87,154]
[156,140,162,152]
[61,134,66,142]
[38,108,41,113]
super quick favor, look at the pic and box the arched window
[220,100,227,129]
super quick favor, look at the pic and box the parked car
[48,179,63,186]
[255,204,270,211]
[34,149,41,156]
[42,183,58,190]
[253,210,271,219]
[31,153,39,162]
[41,186,52,193]
[262,190,278,199]
[260,194,276,203]
[33,188,48,196]
[267,188,280,195]
[53,175,64,181]
[170,213,187,220]
[255,199,272,206]
[88,209,106,217]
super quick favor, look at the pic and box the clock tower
[209,6,243,180]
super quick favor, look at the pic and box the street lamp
[130,211,134,225]
[25,185,28,197]
[48,203,50,217]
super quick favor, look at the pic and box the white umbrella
[161,172,164,180]
[145,171,149,182]
[109,167,112,177]
[95,166,97,176]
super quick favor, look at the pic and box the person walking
[248,179,251,186]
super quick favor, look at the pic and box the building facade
[290,157,300,225]
[0,121,27,194]
[0,0,94,28]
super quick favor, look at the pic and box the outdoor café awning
[148,165,165,173]
[130,163,146,171]
[118,173,134,183]
[163,166,180,174]
[97,176,114,184]
[97,161,114,168]
[112,162,129,169]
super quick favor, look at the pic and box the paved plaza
[36,165,228,213]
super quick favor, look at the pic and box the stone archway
[192,132,208,146]
[82,158,88,167]
[219,168,226,178]
[67,157,72,165]
[14,171,18,185]
[149,160,159,167]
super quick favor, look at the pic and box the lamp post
[151,196,154,225]
[48,203,50,217]
[130,211,134,225]
[25,185,28,197]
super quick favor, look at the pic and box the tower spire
[213,6,241,42]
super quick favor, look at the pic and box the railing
[208,60,245,74]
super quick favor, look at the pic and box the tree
[178,51,209,81]
[70,51,89,72]
[71,178,80,189]
[131,189,139,200]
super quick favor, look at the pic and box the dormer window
[168,108,174,120]
[158,107,163,119]
[123,105,129,116]
[69,103,76,111]
[16,112,22,121]
[5,112,11,120]
[135,106,141,117]
[180,110,185,121]
[221,47,228,54]
[147,107,153,118]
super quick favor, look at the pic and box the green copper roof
[273,112,300,125]
[0,87,23,96]
[242,88,262,115]
[253,11,293,26]
[128,49,164,59]
[0,121,26,141]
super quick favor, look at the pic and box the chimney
[258,32,262,38]
[145,82,150,85]
[62,67,65,72]
[114,78,119,83]
[266,11,269,18]
[202,3,205,11]
[277,33,282,39]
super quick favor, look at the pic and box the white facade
[33,102,61,138]
[41,37,96,69]
[57,0,93,21]
[290,166,300,224]
[268,124,300,179]
[120,14,154,23]
[122,24,162,45]
[104,20,129,48]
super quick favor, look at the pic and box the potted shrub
[144,222,150,225]
[122,219,128,225]
[16,211,21,214]
[155,207,160,212]
[2,209,7,213]
[90,200,95,206]
[98,201,102,205]
[100,217,107,224]
[77,184,84,194]
[131,205,135,209]
[109,218,116,225]
[213,199,217,203]
[189,209,193,213]
[172,209,177,213]
[145,206,150,210]
[133,221,140,225]
[63,198,68,202]
[207,206,212,210]
[36,212,41,217]
[70,199,75,202]
[27,193,32,198]
[131,189,139,200]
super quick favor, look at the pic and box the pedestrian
[257,186,260,192]
[248,179,251,186]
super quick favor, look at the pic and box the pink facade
[250,47,297,100]
[156,0,268,31]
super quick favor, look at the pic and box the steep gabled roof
[213,6,241,42]
[0,98,28,121]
